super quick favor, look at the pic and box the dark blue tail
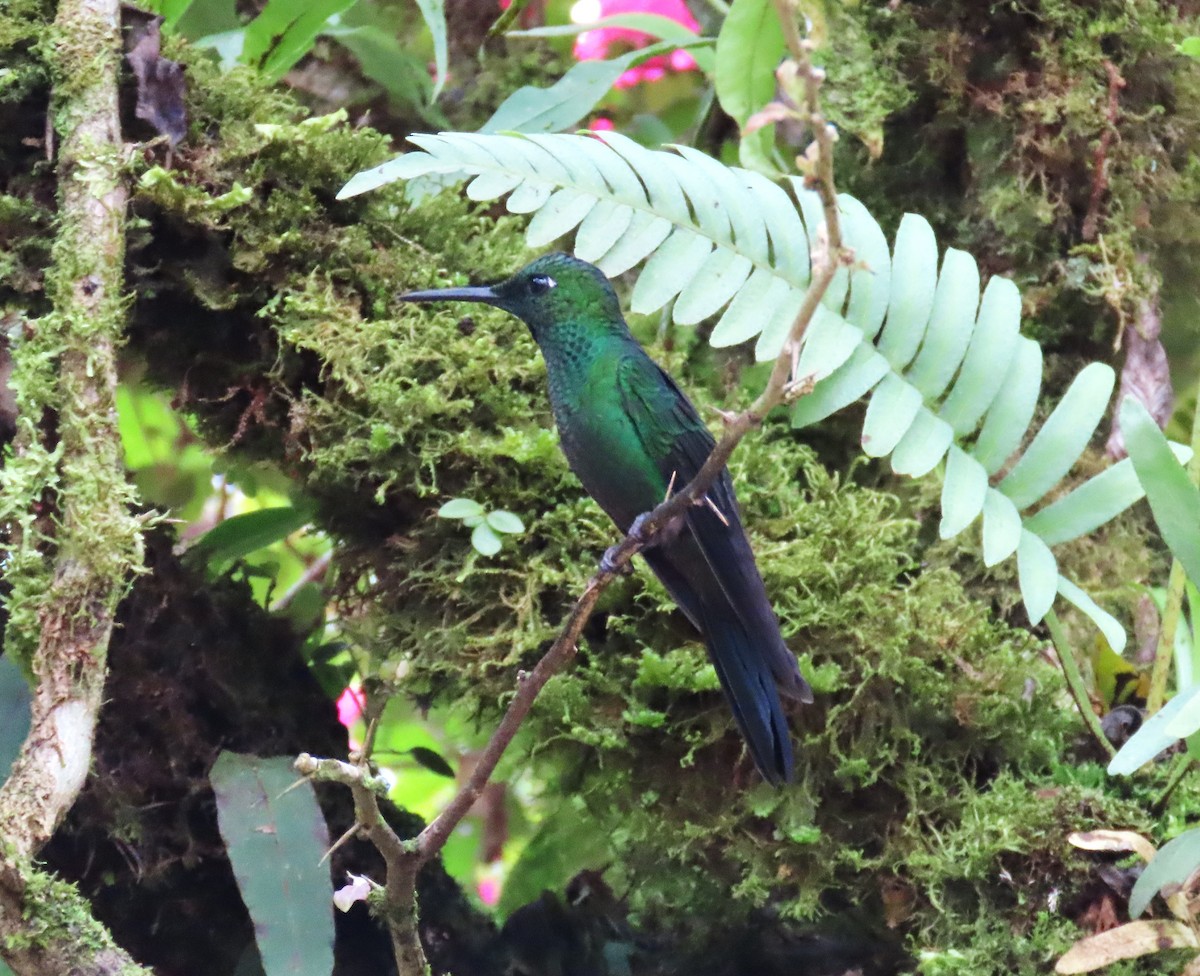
[704,614,794,786]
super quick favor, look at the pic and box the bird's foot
[627,511,654,544]
[600,512,657,574]
[600,544,635,576]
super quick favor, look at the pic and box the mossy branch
[0,0,145,973]
[297,8,848,972]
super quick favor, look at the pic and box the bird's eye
[528,274,556,295]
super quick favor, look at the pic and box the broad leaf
[714,0,785,172]
[211,752,334,976]
[1122,395,1200,585]
[191,506,311,570]
[0,656,31,789]
[1129,826,1200,917]
[413,0,448,100]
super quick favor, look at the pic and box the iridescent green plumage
[401,253,811,784]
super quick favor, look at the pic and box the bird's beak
[397,285,502,306]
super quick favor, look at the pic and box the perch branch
[0,0,146,974]
[299,6,851,973]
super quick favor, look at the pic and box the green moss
[3,867,129,960]
[831,0,1200,350]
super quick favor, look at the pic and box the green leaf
[877,214,938,369]
[970,338,1042,475]
[939,446,987,539]
[413,0,448,100]
[861,373,921,458]
[486,510,525,534]
[210,753,334,976]
[1177,36,1200,58]
[1122,395,1200,585]
[891,410,953,478]
[481,40,709,134]
[1017,530,1057,624]
[1165,682,1200,738]
[998,363,1115,510]
[672,249,753,324]
[1129,827,1200,917]
[938,276,1021,436]
[191,507,311,569]
[630,229,713,314]
[1108,687,1195,775]
[155,0,199,30]
[1024,444,1191,546]
[471,522,502,556]
[1058,576,1126,654]
[324,24,442,123]
[714,0,785,172]
[526,188,597,248]
[903,248,979,398]
[0,656,31,789]
[981,489,1021,566]
[407,746,455,778]
[243,0,359,83]
[437,498,485,520]
[837,195,891,338]
[497,801,611,917]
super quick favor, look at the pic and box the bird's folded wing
[615,355,809,700]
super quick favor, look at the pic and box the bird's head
[398,253,624,337]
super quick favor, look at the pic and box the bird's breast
[549,371,666,532]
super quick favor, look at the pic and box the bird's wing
[615,353,809,701]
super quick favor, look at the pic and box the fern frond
[338,132,1194,645]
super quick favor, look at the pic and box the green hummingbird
[400,253,811,784]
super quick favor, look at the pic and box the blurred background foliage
[4,0,1200,973]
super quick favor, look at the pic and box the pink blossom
[589,116,615,131]
[477,875,501,906]
[572,0,700,88]
[336,684,364,728]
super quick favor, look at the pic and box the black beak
[397,285,503,305]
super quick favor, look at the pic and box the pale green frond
[341,129,1170,641]
[877,214,938,369]
[1017,531,1058,625]
[861,374,921,459]
[971,338,1042,475]
[997,363,1116,510]
[630,230,713,314]
[672,251,753,325]
[982,490,1021,567]
[904,248,979,398]
[940,447,988,539]
[938,277,1022,436]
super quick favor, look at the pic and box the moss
[829,0,1200,351]
[3,867,126,958]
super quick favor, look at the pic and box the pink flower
[572,0,700,88]
[589,116,615,131]
[477,875,501,906]
[336,684,364,729]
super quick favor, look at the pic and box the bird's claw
[600,544,634,576]
[628,512,653,544]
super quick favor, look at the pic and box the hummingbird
[400,253,811,784]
